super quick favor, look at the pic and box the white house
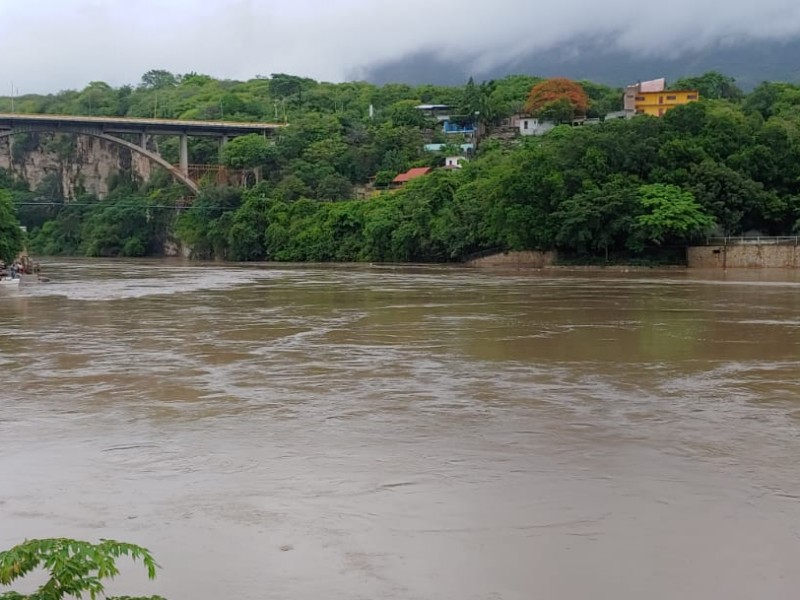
[517,116,555,136]
[444,156,467,169]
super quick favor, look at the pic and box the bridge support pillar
[179,133,188,177]
[139,132,148,150]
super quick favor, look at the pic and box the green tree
[386,100,428,127]
[75,82,119,116]
[458,77,482,118]
[580,80,623,118]
[629,183,715,250]
[175,186,241,259]
[274,174,311,202]
[316,173,353,201]
[742,82,800,119]
[221,134,272,169]
[0,189,24,263]
[488,74,542,119]
[138,70,178,90]
[0,538,164,600]
[671,71,743,101]
[554,178,638,259]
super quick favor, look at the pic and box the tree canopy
[524,78,589,122]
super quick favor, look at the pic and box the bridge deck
[0,113,285,137]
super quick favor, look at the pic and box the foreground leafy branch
[0,539,165,600]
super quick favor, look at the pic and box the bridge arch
[0,127,200,194]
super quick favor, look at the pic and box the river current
[1,260,799,599]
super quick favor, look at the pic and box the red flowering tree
[524,78,589,123]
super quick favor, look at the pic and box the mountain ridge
[358,37,800,89]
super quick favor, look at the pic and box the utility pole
[10,81,14,113]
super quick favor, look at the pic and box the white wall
[445,156,465,168]
[518,118,540,136]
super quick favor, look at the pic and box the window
[687,94,698,99]
[635,96,645,101]
[523,120,528,129]
[659,96,664,104]
[666,95,677,100]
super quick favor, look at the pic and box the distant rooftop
[424,143,474,152]
[392,167,432,183]
[637,78,666,92]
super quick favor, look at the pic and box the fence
[703,236,800,246]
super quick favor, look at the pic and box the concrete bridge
[0,113,285,194]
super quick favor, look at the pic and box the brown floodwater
[1,260,799,600]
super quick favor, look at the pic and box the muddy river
[1,261,799,599]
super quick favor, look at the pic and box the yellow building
[633,90,700,117]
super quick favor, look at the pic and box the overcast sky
[2,0,800,93]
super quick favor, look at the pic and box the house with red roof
[391,167,432,187]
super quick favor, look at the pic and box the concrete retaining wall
[467,251,556,268]
[687,245,800,268]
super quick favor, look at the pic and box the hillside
[1,71,800,265]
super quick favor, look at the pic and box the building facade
[623,79,699,117]
[632,90,700,116]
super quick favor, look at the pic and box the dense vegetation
[2,70,800,264]
[0,189,24,263]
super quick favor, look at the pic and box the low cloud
[2,0,800,93]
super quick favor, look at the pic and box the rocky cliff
[0,132,152,199]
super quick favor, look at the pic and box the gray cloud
[2,0,800,93]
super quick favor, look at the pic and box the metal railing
[704,236,800,246]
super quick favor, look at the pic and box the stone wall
[0,133,152,199]
[467,251,556,268]
[687,244,800,268]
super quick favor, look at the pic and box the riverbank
[468,246,800,270]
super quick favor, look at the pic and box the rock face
[0,132,152,198]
